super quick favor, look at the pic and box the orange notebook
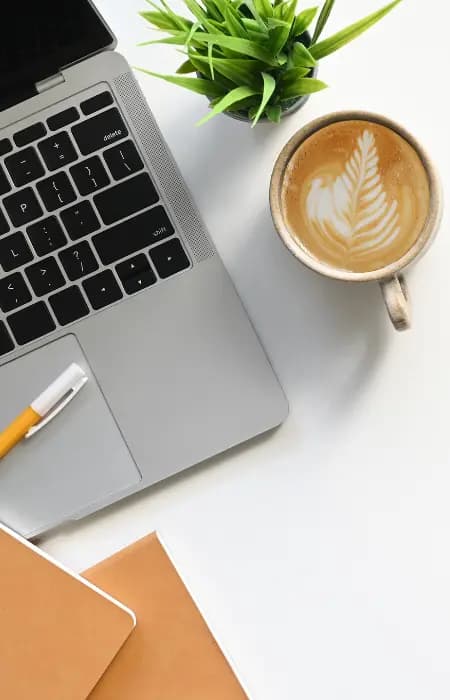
[0,524,136,700]
[84,533,249,700]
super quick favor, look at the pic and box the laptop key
[0,164,11,196]
[70,156,110,196]
[0,233,33,272]
[26,257,65,297]
[0,321,14,356]
[47,107,79,131]
[14,122,46,148]
[149,238,190,279]
[81,91,114,116]
[27,216,67,256]
[8,300,56,345]
[93,207,174,265]
[36,172,77,211]
[60,201,100,240]
[0,272,32,312]
[38,132,78,171]
[4,187,43,227]
[0,208,10,236]
[94,173,158,225]
[103,140,144,181]
[72,108,128,156]
[5,147,45,187]
[83,270,123,310]
[59,241,99,281]
[116,254,156,295]
[49,285,90,325]
[0,138,13,157]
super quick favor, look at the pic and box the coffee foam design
[306,130,401,262]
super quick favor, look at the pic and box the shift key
[71,108,128,155]
[93,207,174,265]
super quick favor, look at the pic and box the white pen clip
[25,363,88,439]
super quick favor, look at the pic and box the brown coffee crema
[281,120,431,273]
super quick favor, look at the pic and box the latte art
[281,120,431,273]
[307,130,401,261]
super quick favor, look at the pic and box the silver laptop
[0,0,288,537]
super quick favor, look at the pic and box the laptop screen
[0,0,114,111]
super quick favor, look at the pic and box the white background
[43,1,450,698]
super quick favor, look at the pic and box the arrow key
[26,256,65,297]
[0,272,32,312]
[82,269,122,310]
[116,253,156,295]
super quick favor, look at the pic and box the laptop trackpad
[0,334,141,538]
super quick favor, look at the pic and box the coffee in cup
[270,112,442,330]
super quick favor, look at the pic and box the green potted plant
[138,0,402,126]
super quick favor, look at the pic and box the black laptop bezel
[0,0,116,112]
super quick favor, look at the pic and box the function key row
[46,90,113,132]
[0,91,116,182]
[0,139,12,157]
[14,122,46,148]
[0,92,114,155]
[47,107,79,132]
[81,91,113,116]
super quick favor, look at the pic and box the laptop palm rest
[0,334,141,538]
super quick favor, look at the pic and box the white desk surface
[43,1,450,697]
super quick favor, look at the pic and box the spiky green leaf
[187,53,237,89]
[252,72,276,126]
[291,41,317,67]
[241,17,268,34]
[312,0,335,43]
[191,32,280,64]
[224,6,248,36]
[176,59,196,73]
[182,0,217,31]
[243,0,267,29]
[291,7,318,38]
[280,66,310,84]
[186,20,202,43]
[190,54,263,86]
[207,41,215,77]
[196,85,259,124]
[158,0,193,30]
[254,0,273,19]
[281,76,327,99]
[140,10,181,31]
[269,0,298,54]
[138,34,189,46]
[310,0,402,60]
[198,0,223,21]
[265,104,282,122]
[136,68,226,97]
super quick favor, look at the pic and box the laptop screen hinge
[35,72,66,94]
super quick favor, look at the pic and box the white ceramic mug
[270,111,443,331]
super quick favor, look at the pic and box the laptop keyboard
[0,89,191,357]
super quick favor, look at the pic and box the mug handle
[380,275,411,331]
